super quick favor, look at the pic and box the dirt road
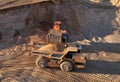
[0,53,120,82]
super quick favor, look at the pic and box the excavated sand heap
[0,0,120,44]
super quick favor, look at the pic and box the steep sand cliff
[0,0,120,82]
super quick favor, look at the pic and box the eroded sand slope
[0,0,120,82]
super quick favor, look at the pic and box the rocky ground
[0,0,120,82]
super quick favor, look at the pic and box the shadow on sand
[76,60,120,75]
[82,42,120,53]
[44,59,120,75]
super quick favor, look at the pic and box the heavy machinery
[32,21,86,72]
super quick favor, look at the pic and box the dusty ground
[0,43,120,82]
[0,50,120,82]
[0,0,120,82]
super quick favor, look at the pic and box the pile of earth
[0,0,120,54]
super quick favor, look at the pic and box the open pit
[0,0,120,82]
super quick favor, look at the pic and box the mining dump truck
[32,21,86,72]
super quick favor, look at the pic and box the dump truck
[32,21,86,72]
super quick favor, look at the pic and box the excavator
[32,21,86,72]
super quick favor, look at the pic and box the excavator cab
[47,21,69,44]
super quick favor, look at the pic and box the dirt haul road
[0,52,120,82]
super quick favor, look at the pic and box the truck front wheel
[60,61,74,72]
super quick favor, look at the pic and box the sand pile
[23,0,120,42]
[0,0,120,53]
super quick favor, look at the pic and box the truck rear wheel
[60,61,74,72]
[36,56,48,68]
